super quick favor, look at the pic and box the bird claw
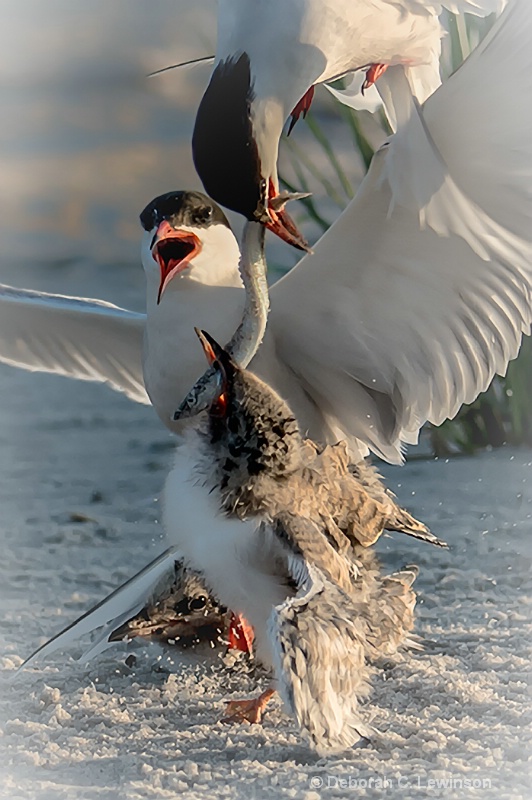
[362,63,388,94]
[221,688,275,725]
[288,85,315,135]
[222,698,265,725]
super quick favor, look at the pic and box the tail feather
[388,508,448,548]
[361,557,420,658]
[349,460,447,548]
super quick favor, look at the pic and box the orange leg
[288,85,315,135]
[222,687,276,725]
[362,63,389,93]
[228,613,255,653]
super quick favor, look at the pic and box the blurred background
[0,0,218,265]
[0,0,363,272]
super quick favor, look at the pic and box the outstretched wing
[16,548,182,672]
[271,0,532,462]
[0,285,149,403]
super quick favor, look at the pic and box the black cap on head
[192,53,263,221]
[139,190,231,232]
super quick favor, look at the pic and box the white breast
[143,280,245,431]
[163,432,288,665]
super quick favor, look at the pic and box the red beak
[151,221,201,303]
[264,181,310,252]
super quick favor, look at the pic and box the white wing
[395,0,505,13]
[0,285,149,404]
[16,548,181,672]
[271,0,532,462]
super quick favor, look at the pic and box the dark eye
[189,596,207,611]
[193,206,213,225]
[260,178,267,194]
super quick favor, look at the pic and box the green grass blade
[337,105,375,172]
[284,136,347,208]
[304,111,354,199]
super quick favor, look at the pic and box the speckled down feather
[200,365,446,550]
[264,509,420,751]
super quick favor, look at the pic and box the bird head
[192,53,311,252]
[179,329,303,479]
[140,190,241,304]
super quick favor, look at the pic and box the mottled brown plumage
[19,328,439,754]
[198,357,446,551]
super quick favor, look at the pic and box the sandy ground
[0,261,531,800]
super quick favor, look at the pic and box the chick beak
[196,328,229,417]
[151,221,201,304]
[172,330,230,422]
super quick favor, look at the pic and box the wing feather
[271,0,532,461]
[16,548,181,673]
[0,285,148,403]
[268,556,374,754]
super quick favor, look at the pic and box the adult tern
[192,0,506,243]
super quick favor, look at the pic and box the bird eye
[193,206,214,226]
[260,178,267,194]
[189,596,207,611]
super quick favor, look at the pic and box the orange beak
[263,181,310,251]
[151,221,201,303]
[195,328,228,416]
[195,328,218,366]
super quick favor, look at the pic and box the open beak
[261,182,310,252]
[151,221,201,304]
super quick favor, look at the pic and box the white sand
[0,262,531,800]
